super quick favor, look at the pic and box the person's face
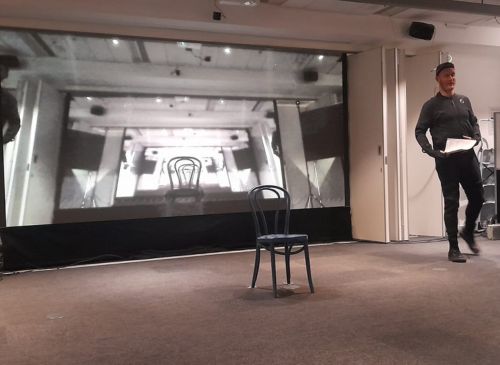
[436,67,456,94]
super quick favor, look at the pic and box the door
[348,48,389,242]
[405,51,444,237]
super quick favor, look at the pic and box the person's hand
[431,149,448,159]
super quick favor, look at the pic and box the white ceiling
[278,0,386,15]
[69,96,276,133]
[0,30,342,99]
[273,0,500,27]
[0,31,341,72]
[3,0,500,54]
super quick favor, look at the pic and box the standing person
[0,55,21,144]
[415,62,484,263]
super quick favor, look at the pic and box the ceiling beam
[11,57,340,99]
[134,40,151,63]
[16,32,55,57]
[71,109,269,128]
[341,0,500,17]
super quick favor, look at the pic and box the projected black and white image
[0,30,345,225]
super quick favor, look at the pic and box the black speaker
[409,22,435,41]
[90,105,106,116]
[303,68,319,82]
[233,148,256,170]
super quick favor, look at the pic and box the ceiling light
[318,55,324,61]
[86,97,93,101]
[224,47,232,55]
[177,41,187,48]
[155,97,163,103]
[219,99,225,104]
[112,39,120,46]
[175,96,190,103]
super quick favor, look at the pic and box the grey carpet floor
[1,239,500,365]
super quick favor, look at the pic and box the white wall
[22,81,65,225]
[440,46,500,226]
[440,46,500,121]
[249,122,282,187]
[93,128,124,207]
[276,103,309,209]
[5,80,39,226]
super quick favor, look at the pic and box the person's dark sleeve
[465,97,481,144]
[415,101,444,158]
[1,91,21,144]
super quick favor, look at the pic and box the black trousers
[435,150,484,241]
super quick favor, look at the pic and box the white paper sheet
[444,138,476,154]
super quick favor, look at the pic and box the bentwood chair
[248,185,314,298]
[163,156,203,203]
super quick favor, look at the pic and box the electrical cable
[1,254,127,277]
[185,48,211,64]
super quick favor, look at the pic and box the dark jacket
[415,93,480,157]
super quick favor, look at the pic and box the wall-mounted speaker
[303,68,319,83]
[409,22,435,41]
[0,55,20,68]
[90,105,106,116]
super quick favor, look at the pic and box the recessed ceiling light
[318,55,324,61]
[219,99,225,104]
[86,97,93,101]
[155,97,163,103]
[224,47,232,55]
[112,39,120,46]
[175,96,190,103]
[177,41,187,48]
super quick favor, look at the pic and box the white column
[275,103,309,209]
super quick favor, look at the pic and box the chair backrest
[163,156,202,190]
[248,185,290,237]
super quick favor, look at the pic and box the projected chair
[164,156,203,203]
[248,185,314,298]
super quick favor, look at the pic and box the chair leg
[251,245,261,288]
[303,243,314,294]
[270,245,278,298]
[285,245,291,285]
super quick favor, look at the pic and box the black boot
[459,229,480,255]
[448,248,467,263]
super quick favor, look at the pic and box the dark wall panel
[300,104,345,161]
[1,207,352,271]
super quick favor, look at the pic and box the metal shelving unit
[479,141,495,226]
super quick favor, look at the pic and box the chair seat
[257,233,308,244]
